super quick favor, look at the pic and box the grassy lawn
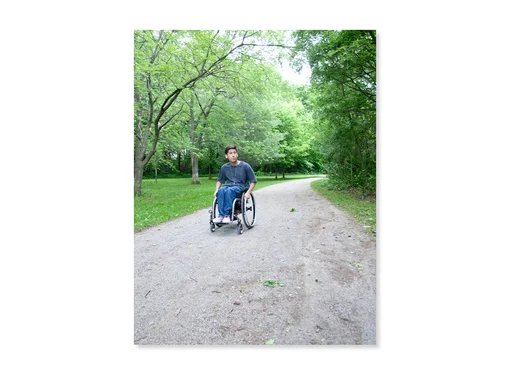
[311,179,376,237]
[134,174,323,232]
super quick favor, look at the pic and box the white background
[1,1,509,374]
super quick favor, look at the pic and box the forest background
[134,30,376,197]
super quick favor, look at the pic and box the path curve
[134,177,376,345]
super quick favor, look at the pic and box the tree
[273,101,312,178]
[293,30,376,194]
[134,30,288,195]
[182,87,222,184]
[190,58,289,177]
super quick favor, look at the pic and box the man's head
[224,144,237,155]
[224,144,238,164]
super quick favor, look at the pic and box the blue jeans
[217,185,242,217]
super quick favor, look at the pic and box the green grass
[311,179,376,237]
[134,174,323,232]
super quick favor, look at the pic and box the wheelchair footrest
[213,217,240,226]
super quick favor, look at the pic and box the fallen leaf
[259,279,285,287]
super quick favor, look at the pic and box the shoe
[213,216,224,223]
[222,216,231,223]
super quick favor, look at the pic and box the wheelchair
[209,190,256,234]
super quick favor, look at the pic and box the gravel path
[134,177,376,345]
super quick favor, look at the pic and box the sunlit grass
[311,179,376,237]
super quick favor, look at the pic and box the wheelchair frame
[209,191,256,234]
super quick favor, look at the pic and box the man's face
[226,149,238,163]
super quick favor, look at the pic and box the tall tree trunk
[134,131,159,196]
[189,97,200,185]
[134,159,145,196]
[189,90,213,185]
[191,152,200,184]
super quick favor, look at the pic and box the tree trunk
[189,98,200,185]
[191,152,200,184]
[134,159,145,196]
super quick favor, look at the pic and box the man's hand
[244,192,251,201]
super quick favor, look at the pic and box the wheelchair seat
[235,190,247,198]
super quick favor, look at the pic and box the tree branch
[238,43,296,49]
[159,104,185,129]
[201,30,220,72]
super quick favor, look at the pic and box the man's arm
[244,182,256,200]
[214,165,226,197]
[214,181,222,197]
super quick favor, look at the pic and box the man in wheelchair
[211,144,257,232]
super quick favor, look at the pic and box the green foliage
[134,30,374,198]
[134,30,326,193]
[293,30,376,194]
[134,30,294,194]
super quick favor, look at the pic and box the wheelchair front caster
[237,222,243,234]
[210,222,216,232]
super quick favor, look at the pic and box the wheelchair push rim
[242,193,256,229]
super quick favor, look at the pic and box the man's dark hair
[225,144,237,155]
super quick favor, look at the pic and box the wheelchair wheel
[242,193,256,229]
[212,197,219,219]
[210,198,219,232]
